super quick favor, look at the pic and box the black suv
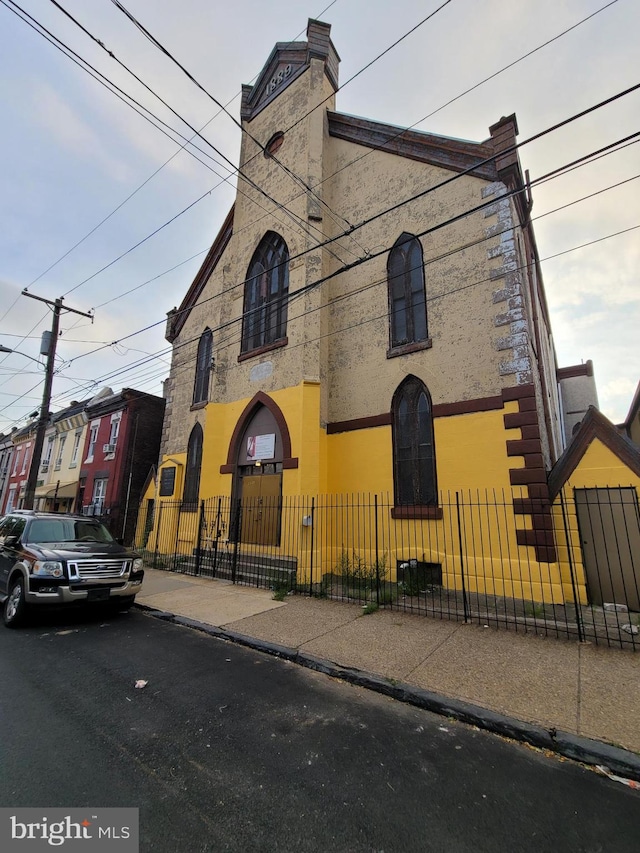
[0,511,144,627]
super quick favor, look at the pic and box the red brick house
[79,388,165,544]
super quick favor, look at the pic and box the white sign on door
[247,433,275,461]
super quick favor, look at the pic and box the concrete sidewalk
[137,567,640,780]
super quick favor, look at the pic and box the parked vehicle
[0,511,144,627]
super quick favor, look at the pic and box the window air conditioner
[103,443,116,453]
[41,462,49,472]
[83,504,95,516]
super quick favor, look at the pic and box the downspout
[121,413,140,542]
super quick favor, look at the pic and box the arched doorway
[235,405,283,546]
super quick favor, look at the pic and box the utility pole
[22,292,93,510]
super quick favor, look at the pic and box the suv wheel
[4,578,28,628]
[112,595,136,612]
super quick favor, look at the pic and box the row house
[34,399,89,513]
[79,388,165,544]
[0,431,16,512]
[1,420,36,514]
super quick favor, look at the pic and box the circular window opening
[264,131,284,158]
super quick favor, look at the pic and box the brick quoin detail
[503,385,556,563]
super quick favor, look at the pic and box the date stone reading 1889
[265,63,292,97]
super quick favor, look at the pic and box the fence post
[172,503,183,572]
[308,497,315,596]
[194,500,205,577]
[374,494,380,606]
[559,489,585,643]
[211,497,222,577]
[153,502,163,569]
[231,499,241,585]
[456,491,470,622]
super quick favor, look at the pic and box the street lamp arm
[0,345,44,367]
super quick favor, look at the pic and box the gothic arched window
[193,329,213,405]
[241,232,289,354]
[388,233,427,349]
[183,423,203,510]
[392,376,436,506]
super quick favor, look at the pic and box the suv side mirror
[3,535,19,548]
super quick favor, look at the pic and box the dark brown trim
[327,413,392,435]
[326,392,507,434]
[433,395,503,418]
[220,391,298,475]
[557,361,593,380]
[391,505,443,520]
[501,383,535,402]
[504,410,539,429]
[166,206,234,343]
[386,339,432,359]
[238,337,288,363]
[548,406,640,498]
[501,386,557,562]
[328,111,497,180]
[506,439,542,456]
[516,529,556,548]
[509,468,547,485]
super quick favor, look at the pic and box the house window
[108,414,121,449]
[92,478,107,514]
[392,376,437,507]
[86,422,100,461]
[193,329,213,405]
[42,436,54,471]
[54,435,66,470]
[12,449,21,476]
[5,486,16,514]
[70,430,82,467]
[241,232,289,355]
[20,443,31,476]
[388,233,428,350]
[183,423,203,510]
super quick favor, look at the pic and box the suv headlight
[132,558,144,573]
[32,560,64,578]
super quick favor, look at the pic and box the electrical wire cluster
[0,0,636,430]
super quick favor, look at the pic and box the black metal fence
[135,487,640,650]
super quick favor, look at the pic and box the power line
[2,85,636,408]
[1,0,358,306]
[6,0,625,315]
[12,0,340,293]
[3,207,636,432]
[46,142,640,399]
[107,0,375,239]
[42,0,360,282]
[44,81,640,333]
[0,12,635,420]
[169,172,640,379]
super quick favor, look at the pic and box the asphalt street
[0,606,637,852]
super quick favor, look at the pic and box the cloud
[34,80,134,183]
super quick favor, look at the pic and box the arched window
[388,234,427,349]
[392,376,436,506]
[241,231,289,354]
[193,329,213,405]
[183,423,203,510]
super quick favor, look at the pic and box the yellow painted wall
[552,438,640,605]
[143,385,565,602]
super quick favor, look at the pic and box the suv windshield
[24,518,114,545]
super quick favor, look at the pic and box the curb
[136,603,640,784]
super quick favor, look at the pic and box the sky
[0,0,638,434]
